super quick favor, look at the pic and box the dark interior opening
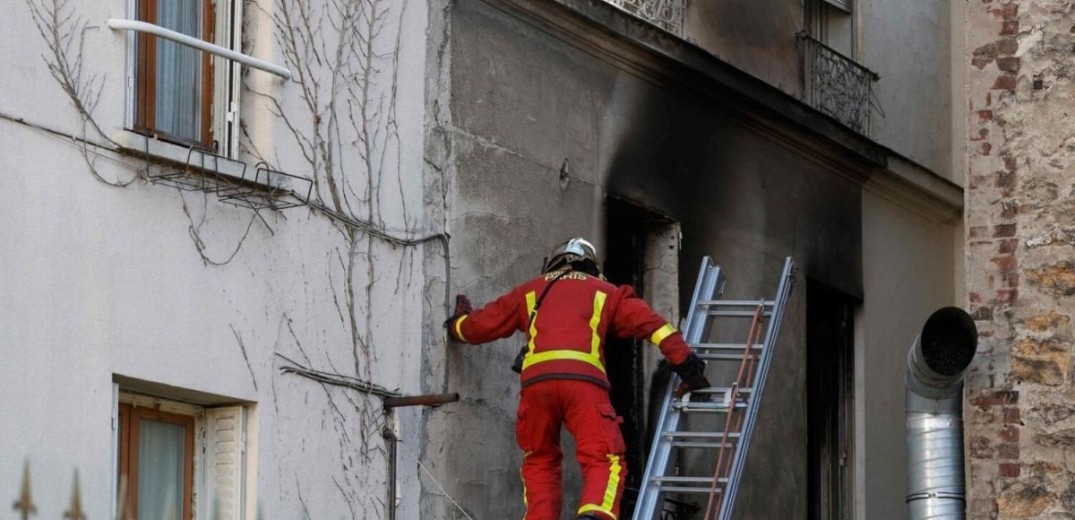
[604,199,672,517]
[806,280,856,520]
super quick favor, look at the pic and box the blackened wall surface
[431,1,870,518]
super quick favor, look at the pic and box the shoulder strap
[529,269,571,324]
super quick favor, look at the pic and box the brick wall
[965,0,1075,517]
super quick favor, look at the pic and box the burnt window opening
[806,280,857,520]
[604,198,679,517]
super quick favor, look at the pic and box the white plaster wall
[0,0,434,518]
[858,190,958,520]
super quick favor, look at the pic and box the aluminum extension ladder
[633,256,795,520]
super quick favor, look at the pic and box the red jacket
[447,269,692,388]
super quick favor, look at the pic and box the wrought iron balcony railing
[798,32,881,136]
[602,0,686,36]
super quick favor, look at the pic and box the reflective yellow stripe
[577,453,621,519]
[578,504,614,519]
[521,454,530,508]
[522,349,606,372]
[520,291,608,373]
[525,291,537,354]
[649,323,676,345]
[454,315,468,342]
[589,291,607,358]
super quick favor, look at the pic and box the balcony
[602,0,686,36]
[798,32,880,136]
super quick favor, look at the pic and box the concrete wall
[859,0,955,179]
[683,0,804,97]
[684,0,956,182]
[858,189,958,520]
[964,0,1075,517]
[418,1,959,519]
[0,1,433,519]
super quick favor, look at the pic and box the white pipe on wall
[107,19,292,80]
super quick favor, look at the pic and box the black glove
[671,352,711,398]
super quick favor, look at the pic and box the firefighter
[445,237,711,520]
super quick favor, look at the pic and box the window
[115,391,248,520]
[117,403,196,520]
[134,0,214,148]
[806,0,854,58]
[127,0,242,157]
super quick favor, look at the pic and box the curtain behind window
[155,0,202,142]
[137,420,186,520]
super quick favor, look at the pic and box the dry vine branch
[24,0,137,187]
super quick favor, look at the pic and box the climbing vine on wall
[17,0,449,517]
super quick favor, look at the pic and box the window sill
[115,130,311,210]
[116,130,244,177]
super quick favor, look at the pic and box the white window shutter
[204,406,245,520]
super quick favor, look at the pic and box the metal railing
[601,0,686,36]
[798,32,881,136]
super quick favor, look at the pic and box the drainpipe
[905,307,978,520]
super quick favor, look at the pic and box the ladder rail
[703,302,767,519]
[632,257,724,520]
[716,257,796,520]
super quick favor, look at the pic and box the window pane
[155,0,203,142]
[137,419,186,520]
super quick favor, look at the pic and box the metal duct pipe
[906,307,978,520]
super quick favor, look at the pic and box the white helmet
[542,237,600,275]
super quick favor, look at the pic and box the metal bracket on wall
[217,161,313,211]
[138,135,312,211]
[146,139,243,194]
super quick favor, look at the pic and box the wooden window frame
[117,403,196,520]
[134,0,216,150]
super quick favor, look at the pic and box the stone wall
[965,0,1075,517]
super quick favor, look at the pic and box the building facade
[421,1,961,519]
[1,0,965,519]
[1,1,434,519]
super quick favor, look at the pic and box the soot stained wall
[436,1,864,518]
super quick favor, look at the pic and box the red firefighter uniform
[446,268,693,520]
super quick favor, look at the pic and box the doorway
[806,280,857,520]
[604,198,679,517]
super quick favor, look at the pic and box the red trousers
[516,379,628,520]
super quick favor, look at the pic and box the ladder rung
[697,300,774,307]
[669,441,738,449]
[707,310,773,317]
[674,401,747,412]
[684,387,752,395]
[661,431,741,449]
[663,431,741,439]
[654,486,725,495]
[652,476,729,485]
[697,353,760,361]
[695,342,764,351]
